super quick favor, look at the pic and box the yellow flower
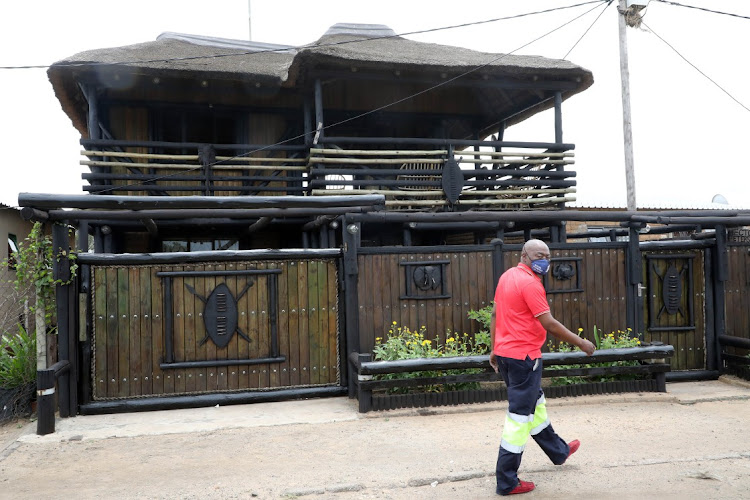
[577,328,583,332]
[422,340,431,346]
[447,338,455,343]
[392,321,397,325]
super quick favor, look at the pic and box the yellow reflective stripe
[530,399,549,436]
[502,412,532,448]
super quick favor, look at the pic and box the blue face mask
[530,259,550,275]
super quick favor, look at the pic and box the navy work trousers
[496,356,570,495]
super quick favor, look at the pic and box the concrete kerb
[6,377,750,448]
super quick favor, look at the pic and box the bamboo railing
[79,138,576,209]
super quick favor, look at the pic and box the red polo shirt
[493,262,550,360]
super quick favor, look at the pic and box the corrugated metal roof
[568,198,750,211]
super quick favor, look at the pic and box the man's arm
[537,312,595,355]
[489,303,499,372]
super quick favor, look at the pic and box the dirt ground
[1,382,750,499]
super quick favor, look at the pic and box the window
[162,239,239,252]
[7,234,18,269]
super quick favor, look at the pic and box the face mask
[530,259,550,275]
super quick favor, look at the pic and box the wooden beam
[19,193,386,210]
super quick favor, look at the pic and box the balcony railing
[309,137,576,210]
[79,137,576,210]
[80,139,308,196]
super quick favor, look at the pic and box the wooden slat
[236,262,250,389]
[150,266,164,396]
[247,263,260,389]
[455,150,574,158]
[128,267,141,396]
[310,158,444,165]
[268,262,281,389]
[297,260,310,385]
[183,266,197,393]
[326,260,338,383]
[138,267,152,396]
[310,148,447,156]
[278,262,291,387]
[82,150,306,163]
[93,268,108,399]
[116,268,129,398]
[308,260,321,384]
[455,159,574,165]
[81,160,308,171]
[287,261,300,386]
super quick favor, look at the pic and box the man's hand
[489,352,499,373]
[578,338,595,356]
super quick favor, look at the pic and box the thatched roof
[48,23,593,138]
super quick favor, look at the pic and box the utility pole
[248,0,252,40]
[618,0,637,211]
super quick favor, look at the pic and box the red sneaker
[567,439,581,459]
[507,479,535,495]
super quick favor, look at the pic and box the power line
[563,0,614,59]
[0,1,608,71]
[651,0,750,21]
[641,20,750,113]
[90,2,606,195]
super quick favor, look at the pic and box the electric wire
[88,1,606,196]
[640,20,750,113]
[563,0,613,59]
[651,0,750,21]
[0,1,608,71]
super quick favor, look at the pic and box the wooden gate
[91,259,339,400]
[641,249,706,371]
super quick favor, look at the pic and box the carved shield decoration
[662,264,682,315]
[203,283,239,348]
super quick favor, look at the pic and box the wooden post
[704,247,716,372]
[713,225,728,372]
[554,91,563,144]
[618,0,637,211]
[491,237,505,286]
[342,216,361,398]
[356,353,372,413]
[626,226,643,338]
[52,224,76,417]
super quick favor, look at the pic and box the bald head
[521,239,550,267]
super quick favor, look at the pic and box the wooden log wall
[725,244,750,342]
[357,249,495,353]
[91,259,339,400]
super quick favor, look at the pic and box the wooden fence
[91,259,339,400]
[356,243,630,354]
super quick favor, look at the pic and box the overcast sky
[1,0,748,208]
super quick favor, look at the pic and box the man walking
[490,239,595,495]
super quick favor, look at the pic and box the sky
[1,0,748,209]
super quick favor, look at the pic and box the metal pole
[618,0,637,211]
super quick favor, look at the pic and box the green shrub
[372,321,490,394]
[0,325,37,389]
[547,326,642,386]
